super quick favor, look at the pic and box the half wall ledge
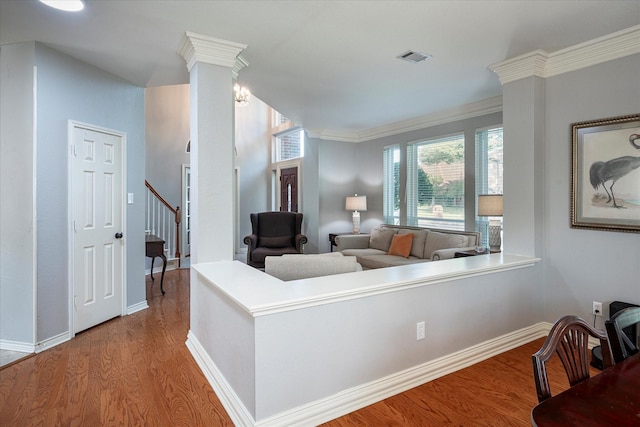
[192,253,540,317]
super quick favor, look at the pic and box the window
[271,108,304,163]
[274,128,304,162]
[475,126,503,247]
[272,110,291,127]
[383,145,400,224]
[407,134,465,230]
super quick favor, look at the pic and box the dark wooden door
[280,167,298,212]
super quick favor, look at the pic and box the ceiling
[1,1,639,137]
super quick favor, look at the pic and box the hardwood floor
[0,269,233,426]
[0,269,594,426]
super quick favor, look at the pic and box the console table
[145,234,166,295]
[454,249,500,258]
[329,232,353,252]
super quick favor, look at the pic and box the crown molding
[307,96,503,143]
[490,25,640,85]
[233,55,249,79]
[178,31,247,72]
[305,129,362,143]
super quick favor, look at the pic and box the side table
[145,234,167,295]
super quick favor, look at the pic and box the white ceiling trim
[178,31,247,72]
[233,55,250,80]
[490,25,640,85]
[307,96,503,143]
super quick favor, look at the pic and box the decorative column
[178,32,247,264]
[490,52,547,257]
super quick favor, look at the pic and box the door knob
[115,232,123,239]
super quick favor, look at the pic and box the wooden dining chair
[605,306,640,364]
[532,315,612,403]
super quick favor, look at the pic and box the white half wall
[189,255,541,424]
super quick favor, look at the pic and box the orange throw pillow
[388,233,414,258]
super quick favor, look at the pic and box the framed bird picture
[571,114,640,233]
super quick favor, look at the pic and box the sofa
[264,252,362,281]
[336,224,481,269]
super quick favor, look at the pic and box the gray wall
[0,43,37,345]
[541,54,640,321]
[314,113,503,253]
[316,139,362,253]
[145,85,190,209]
[0,42,146,346]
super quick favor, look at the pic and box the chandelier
[234,84,251,106]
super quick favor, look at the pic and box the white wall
[145,87,275,257]
[235,97,272,251]
[0,42,146,346]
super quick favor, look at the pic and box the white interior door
[71,123,124,334]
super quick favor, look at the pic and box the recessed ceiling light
[397,50,432,64]
[39,0,85,12]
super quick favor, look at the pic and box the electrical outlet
[416,321,425,340]
[593,301,603,316]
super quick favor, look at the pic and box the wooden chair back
[532,315,612,403]
[605,306,640,364]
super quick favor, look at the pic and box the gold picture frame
[571,114,640,233]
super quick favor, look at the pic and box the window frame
[475,125,504,247]
[383,144,400,225]
[406,132,466,230]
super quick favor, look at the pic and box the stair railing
[145,180,181,267]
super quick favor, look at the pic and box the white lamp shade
[346,195,367,211]
[477,194,503,216]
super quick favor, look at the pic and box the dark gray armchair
[243,212,307,269]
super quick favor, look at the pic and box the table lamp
[477,194,503,252]
[346,194,367,234]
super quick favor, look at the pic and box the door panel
[72,125,124,333]
[280,167,298,212]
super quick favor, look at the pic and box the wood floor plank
[0,269,603,426]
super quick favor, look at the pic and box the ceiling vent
[396,50,432,64]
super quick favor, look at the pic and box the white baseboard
[35,331,71,353]
[187,322,550,427]
[4,304,150,355]
[127,300,149,315]
[186,331,256,426]
[0,339,36,353]
[145,258,180,276]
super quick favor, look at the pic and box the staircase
[145,180,181,269]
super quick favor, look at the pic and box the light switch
[128,193,134,204]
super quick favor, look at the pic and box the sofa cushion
[369,227,396,251]
[398,228,428,258]
[388,233,413,258]
[424,231,467,259]
[259,235,293,248]
[341,248,387,258]
[251,246,301,264]
[357,254,426,269]
[265,253,362,280]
